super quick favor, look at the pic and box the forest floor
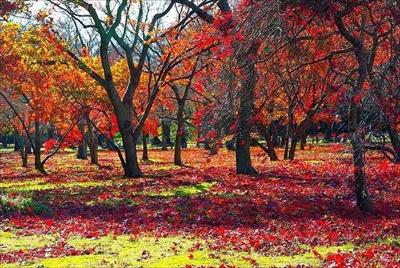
[0,144,399,267]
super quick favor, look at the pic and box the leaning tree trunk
[174,103,184,166]
[235,41,260,175]
[262,126,278,161]
[142,131,148,161]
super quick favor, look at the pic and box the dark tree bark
[14,132,20,151]
[300,132,307,150]
[388,125,400,157]
[1,135,7,148]
[77,120,88,160]
[162,120,168,151]
[85,114,98,165]
[174,103,185,166]
[288,137,298,160]
[235,41,261,175]
[142,131,148,161]
[34,121,45,174]
[335,10,373,212]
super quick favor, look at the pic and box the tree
[48,0,222,177]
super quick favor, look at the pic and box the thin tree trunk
[161,121,168,151]
[284,127,290,160]
[174,104,184,166]
[142,131,148,161]
[34,121,45,174]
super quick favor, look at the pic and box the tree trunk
[235,41,260,175]
[387,125,400,157]
[119,118,142,177]
[300,132,307,150]
[351,130,372,212]
[161,121,168,151]
[86,114,98,165]
[284,128,290,160]
[174,104,184,166]
[77,120,87,159]
[47,124,55,140]
[14,132,20,151]
[142,131,148,161]
[270,121,279,147]
[2,135,7,148]
[34,121,45,174]
[288,137,297,160]
[261,126,278,161]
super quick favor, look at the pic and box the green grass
[0,232,371,268]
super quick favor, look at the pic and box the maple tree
[43,0,228,177]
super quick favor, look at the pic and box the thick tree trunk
[119,119,142,177]
[288,137,297,160]
[142,131,148,161]
[174,104,184,166]
[34,121,45,174]
[77,120,87,159]
[86,114,98,165]
[235,41,260,175]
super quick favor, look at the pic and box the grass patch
[0,231,56,253]
[0,234,368,268]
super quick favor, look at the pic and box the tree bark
[142,131,148,161]
[174,104,185,166]
[335,12,372,212]
[34,121,45,174]
[77,120,88,159]
[300,132,307,150]
[161,120,168,151]
[288,137,297,160]
[86,114,98,165]
[387,125,400,157]
[235,41,260,175]
[119,118,142,177]
[14,132,20,151]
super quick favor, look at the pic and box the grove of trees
[1,0,399,214]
